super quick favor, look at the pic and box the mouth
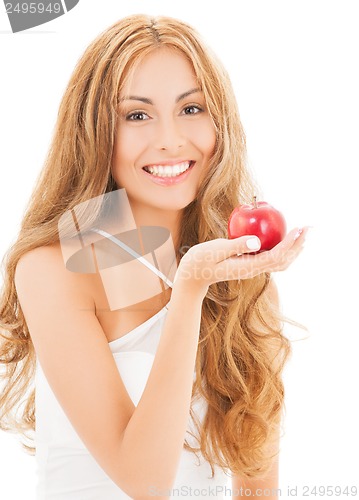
[142,160,195,178]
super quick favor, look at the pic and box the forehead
[121,48,199,97]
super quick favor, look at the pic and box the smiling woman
[112,47,216,222]
[0,13,308,500]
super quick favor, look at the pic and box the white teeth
[144,161,192,177]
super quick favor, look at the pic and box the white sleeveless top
[35,303,231,499]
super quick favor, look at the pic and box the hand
[176,226,309,293]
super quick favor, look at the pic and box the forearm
[118,278,207,498]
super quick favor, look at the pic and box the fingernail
[294,228,303,241]
[246,237,261,250]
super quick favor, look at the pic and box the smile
[141,160,196,187]
[143,160,193,178]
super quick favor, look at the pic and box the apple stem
[253,195,258,208]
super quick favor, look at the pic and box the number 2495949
[303,485,357,496]
[5,3,61,14]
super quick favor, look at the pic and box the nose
[153,117,185,152]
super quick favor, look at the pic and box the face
[112,47,216,216]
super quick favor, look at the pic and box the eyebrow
[119,87,202,105]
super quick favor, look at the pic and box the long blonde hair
[1,14,295,479]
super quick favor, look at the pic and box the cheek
[113,127,136,162]
[111,129,133,183]
[189,120,216,156]
[113,122,151,161]
[207,125,217,155]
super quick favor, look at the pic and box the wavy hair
[0,14,299,479]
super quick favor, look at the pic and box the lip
[141,161,196,187]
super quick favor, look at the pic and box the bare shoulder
[15,241,97,311]
[15,240,85,277]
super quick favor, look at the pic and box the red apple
[228,196,287,252]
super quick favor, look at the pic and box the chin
[153,198,195,212]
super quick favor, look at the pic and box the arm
[15,244,206,499]
[118,276,206,496]
[15,230,304,499]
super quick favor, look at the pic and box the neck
[128,200,183,252]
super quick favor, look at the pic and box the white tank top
[35,303,231,499]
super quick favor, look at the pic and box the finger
[220,227,305,272]
[235,227,304,261]
[266,227,310,271]
[232,227,304,274]
[272,243,304,271]
[232,227,300,266]
[227,235,262,259]
[266,227,304,260]
[273,225,311,263]
[293,225,311,245]
[220,226,309,280]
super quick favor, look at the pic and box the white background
[1,1,358,498]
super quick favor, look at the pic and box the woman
[0,14,308,499]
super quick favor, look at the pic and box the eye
[126,111,150,121]
[182,105,203,115]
